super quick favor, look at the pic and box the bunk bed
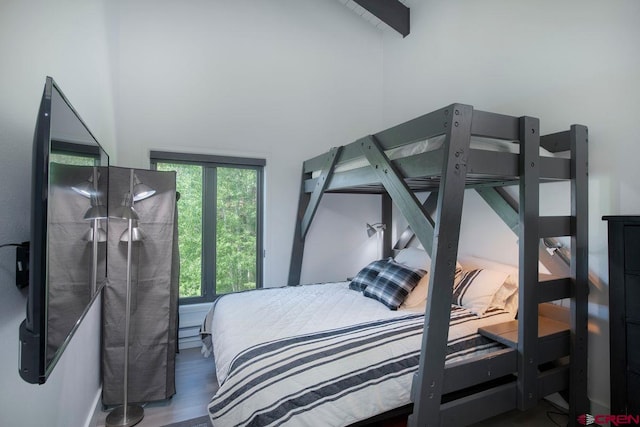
[203,103,589,426]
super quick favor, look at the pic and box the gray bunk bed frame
[287,103,589,426]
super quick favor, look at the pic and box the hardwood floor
[470,399,569,426]
[94,347,218,426]
[94,347,569,426]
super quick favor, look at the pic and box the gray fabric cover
[102,166,178,405]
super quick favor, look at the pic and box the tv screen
[19,77,109,384]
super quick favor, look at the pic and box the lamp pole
[106,170,144,427]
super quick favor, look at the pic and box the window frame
[150,151,265,304]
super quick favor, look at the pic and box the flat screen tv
[19,77,109,384]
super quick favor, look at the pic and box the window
[50,140,102,166]
[151,151,265,304]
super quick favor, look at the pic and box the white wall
[0,1,116,425]
[1,1,383,422]
[4,0,629,421]
[301,194,383,283]
[381,0,640,413]
[105,0,385,286]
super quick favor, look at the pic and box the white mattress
[205,282,414,384]
[202,282,515,426]
[311,135,557,178]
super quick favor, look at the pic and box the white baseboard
[180,335,204,350]
[178,302,211,351]
[179,303,211,328]
[544,393,609,419]
[545,393,569,410]
[84,386,103,427]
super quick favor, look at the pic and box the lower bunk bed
[200,251,567,426]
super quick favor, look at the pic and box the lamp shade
[72,168,100,198]
[110,192,139,220]
[84,194,108,220]
[366,222,386,237]
[132,174,156,202]
[120,220,144,242]
[84,205,108,220]
[84,225,107,242]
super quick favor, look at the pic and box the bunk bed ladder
[408,104,473,427]
[537,124,590,422]
[477,123,589,424]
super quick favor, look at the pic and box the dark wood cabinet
[603,216,640,415]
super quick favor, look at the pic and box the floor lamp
[106,169,155,427]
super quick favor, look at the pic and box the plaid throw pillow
[363,260,426,310]
[349,259,390,292]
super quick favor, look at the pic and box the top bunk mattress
[302,104,583,192]
[311,134,561,179]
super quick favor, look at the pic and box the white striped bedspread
[202,282,514,427]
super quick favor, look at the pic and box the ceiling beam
[353,0,410,37]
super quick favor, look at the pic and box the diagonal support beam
[353,0,410,37]
[394,192,438,252]
[475,187,569,276]
[475,187,519,233]
[301,147,342,239]
[288,147,341,285]
[360,136,435,254]
[394,183,571,276]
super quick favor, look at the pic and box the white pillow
[452,269,511,317]
[394,247,431,270]
[459,256,519,315]
[395,247,462,272]
[459,254,551,275]
[458,255,518,276]
[489,275,518,311]
[400,273,429,309]
[502,283,519,315]
[396,248,467,310]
